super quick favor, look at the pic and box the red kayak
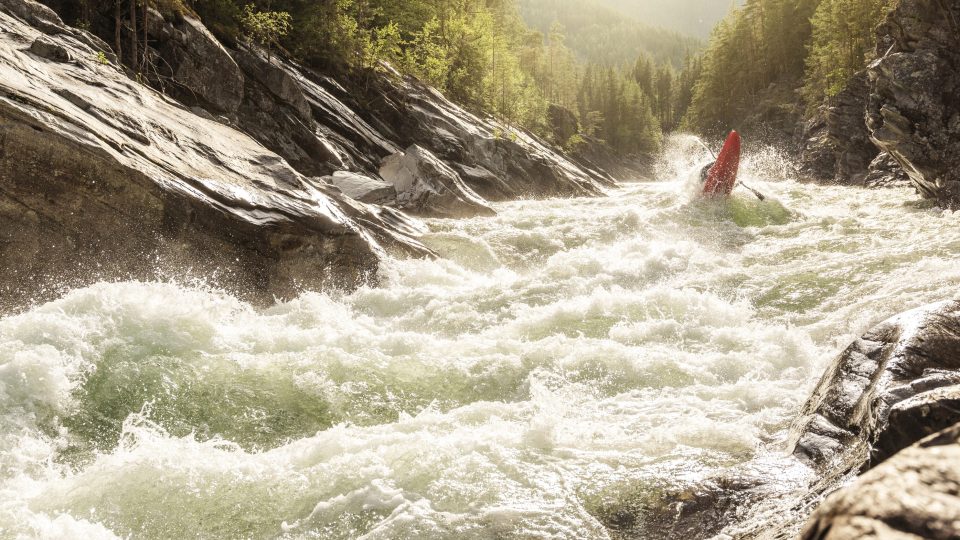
[703,131,741,196]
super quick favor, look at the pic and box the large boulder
[0,0,62,33]
[799,71,878,184]
[865,0,960,207]
[790,300,960,472]
[380,145,496,218]
[325,171,396,205]
[327,71,615,200]
[26,34,70,61]
[144,9,244,114]
[864,151,911,189]
[800,423,960,540]
[0,1,430,311]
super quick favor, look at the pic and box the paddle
[739,183,767,201]
[693,137,767,201]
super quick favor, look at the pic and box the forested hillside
[682,0,896,135]
[595,0,742,39]
[59,0,686,157]
[517,0,701,67]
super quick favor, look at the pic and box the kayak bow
[702,131,741,197]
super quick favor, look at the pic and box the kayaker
[699,162,715,183]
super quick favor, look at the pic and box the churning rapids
[3,138,960,539]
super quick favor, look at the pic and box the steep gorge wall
[866,0,960,206]
[119,3,615,203]
[798,0,960,202]
[0,0,615,311]
[0,0,419,310]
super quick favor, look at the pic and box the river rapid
[3,138,960,539]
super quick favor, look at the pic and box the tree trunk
[129,0,138,71]
[142,0,148,71]
[114,0,122,61]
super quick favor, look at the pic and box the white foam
[2,151,959,537]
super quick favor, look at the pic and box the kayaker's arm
[700,162,714,183]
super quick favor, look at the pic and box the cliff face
[800,423,960,540]
[0,0,613,310]
[791,300,960,539]
[0,0,438,310]
[866,0,960,207]
[799,0,960,200]
[798,71,879,185]
[714,300,960,540]
[125,6,613,205]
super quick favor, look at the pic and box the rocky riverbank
[648,300,960,539]
[0,0,619,311]
[784,300,960,536]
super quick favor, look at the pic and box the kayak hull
[703,131,741,196]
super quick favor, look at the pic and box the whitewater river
[3,140,960,539]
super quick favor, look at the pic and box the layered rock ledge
[0,0,431,310]
[0,0,615,310]
[790,300,960,473]
[687,300,960,539]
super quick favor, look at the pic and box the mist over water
[3,136,960,539]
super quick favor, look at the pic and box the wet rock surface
[866,0,960,207]
[26,34,69,61]
[872,384,960,465]
[800,423,960,540]
[864,151,911,189]
[716,300,960,540]
[790,300,960,472]
[740,299,960,539]
[0,0,431,311]
[220,48,615,204]
[380,145,495,218]
[602,473,785,540]
[0,0,621,310]
[144,9,244,114]
[334,70,616,201]
[326,171,396,205]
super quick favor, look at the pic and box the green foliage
[802,0,893,109]
[683,0,894,132]
[401,17,451,87]
[239,4,292,59]
[182,0,667,152]
[685,0,820,132]
[365,22,402,68]
[566,133,586,149]
[93,50,110,65]
[577,65,662,154]
[518,0,701,68]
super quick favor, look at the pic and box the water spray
[693,136,767,201]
